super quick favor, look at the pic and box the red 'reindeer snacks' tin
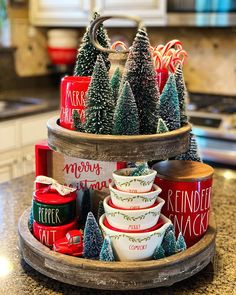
[60,76,91,130]
[153,160,214,247]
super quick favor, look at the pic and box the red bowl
[103,217,164,233]
[48,47,77,65]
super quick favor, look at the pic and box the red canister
[60,76,91,130]
[33,219,77,247]
[153,160,214,247]
[32,186,78,247]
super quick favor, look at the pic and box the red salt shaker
[60,76,91,130]
[32,186,78,247]
[153,160,214,247]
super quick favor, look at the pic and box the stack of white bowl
[99,168,171,261]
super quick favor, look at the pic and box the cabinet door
[95,0,167,26]
[22,146,35,176]
[20,111,58,146]
[29,0,91,26]
[0,121,18,153]
[0,151,19,183]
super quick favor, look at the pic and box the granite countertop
[0,87,60,122]
[0,169,235,295]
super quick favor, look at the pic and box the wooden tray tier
[18,208,216,290]
[47,117,192,161]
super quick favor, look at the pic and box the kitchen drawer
[20,111,58,146]
[0,122,18,152]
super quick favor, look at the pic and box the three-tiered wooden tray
[18,118,216,290]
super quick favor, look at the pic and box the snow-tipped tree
[159,73,180,131]
[110,67,122,104]
[156,118,169,134]
[162,229,176,256]
[175,133,202,162]
[72,109,84,132]
[83,212,103,259]
[153,244,165,259]
[85,55,114,134]
[176,232,187,252]
[79,188,91,226]
[112,81,139,135]
[74,12,110,76]
[99,236,115,261]
[131,162,149,176]
[28,202,34,233]
[97,200,105,222]
[122,28,159,134]
[175,65,188,126]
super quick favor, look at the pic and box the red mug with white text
[60,76,91,130]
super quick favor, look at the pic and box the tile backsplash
[109,27,236,96]
[8,22,236,95]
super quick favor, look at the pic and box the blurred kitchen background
[0,0,236,183]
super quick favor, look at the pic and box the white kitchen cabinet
[95,0,167,26]
[21,145,36,175]
[29,0,167,27]
[0,150,19,183]
[0,110,58,183]
[0,121,19,152]
[29,0,91,26]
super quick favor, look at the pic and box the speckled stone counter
[0,169,235,295]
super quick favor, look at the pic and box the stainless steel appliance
[188,93,236,165]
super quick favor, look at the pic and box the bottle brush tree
[85,55,114,134]
[162,229,176,256]
[99,236,115,261]
[79,188,91,226]
[131,162,149,176]
[112,81,139,135]
[73,12,110,76]
[110,67,122,104]
[159,73,181,131]
[175,133,202,162]
[28,202,34,233]
[72,109,84,132]
[97,200,105,222]
[175,64,188,126]
[83,212,103,259]
[176,232,187,252]
[122,28,159,134]
[156,118,169,134]
[153,244,166,259]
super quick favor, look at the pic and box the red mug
[60,76,91,130]
[155,68,169,94]
[153,160,214,247]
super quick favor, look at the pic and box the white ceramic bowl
[109,182,162,209]
[113,168,157,193]
[103,196,165,231]
[99,213,172,261]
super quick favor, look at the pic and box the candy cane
[176,50,188,65]
[154,44,165,54]
[162,39,182,55]
[149,46,155,52]
[153,50,163,69]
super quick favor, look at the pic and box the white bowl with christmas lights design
[109,182,162,209]
[99,213,171,261]
[103,196,165,231]
[113,168,157,193]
